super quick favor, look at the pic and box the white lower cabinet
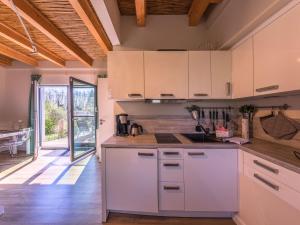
[105,147,238,214]
[184,149,238,211]
[106,148,158,213]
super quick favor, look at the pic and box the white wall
[0,60,106,125]
[115,15,209,50]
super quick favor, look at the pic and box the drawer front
[159,182,184,211]
[244,152,300,193]
[159,148,184,160]
[244,165,300,211]
[159,160,184,182]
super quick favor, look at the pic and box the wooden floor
[0,150,32,173]
[0,149,236,225]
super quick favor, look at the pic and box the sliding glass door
[70,77,97,162]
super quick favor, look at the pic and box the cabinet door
[106,148,158,213]
[238,172,300,225]
[144,51,188,99]
[184,149,238,211]
[253,4,300,96]
[108,51,144,100]
[188,51,212,99]
[232,38,254,98]
[211,51,232,99]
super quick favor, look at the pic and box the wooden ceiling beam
[0,0,93,67]
[69,0,112,53]
[135,0,146,26]
[188,0,222,26]
[0,22,65,67]
[0,55,12,66]
[0,43,37,66]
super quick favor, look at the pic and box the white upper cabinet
[253,4,300,96]
[108,51,144,100]
[188,51,212,99]
[232,38,254,98]
[211,51,232,99]
[144,51,189,99]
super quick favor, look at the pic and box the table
[0,129,31,217]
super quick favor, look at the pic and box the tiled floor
[0,149,236,225]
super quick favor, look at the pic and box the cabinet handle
[188,152,205,156]
[254,173,279,191]
[128,93,143,98]
[163,163,180,167]
[194,93,208,97]
[163,152,179,155]
[253,160,279,174]
[164,186,180,190]
[138,152,154,157]
[160,93,174,97]
[226,82,231,96]
[256,85,279,93]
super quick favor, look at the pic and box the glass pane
[71,79,96,160]
[72,80,96,117]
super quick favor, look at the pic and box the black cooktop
[181,133,223,143]
[155,133,181,144]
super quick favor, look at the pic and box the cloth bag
[260,111,298,139]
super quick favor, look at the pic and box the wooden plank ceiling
[118,0,222,26]
[0,0,112,67]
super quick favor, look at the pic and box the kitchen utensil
[130,123,143,136]
[225,110,230,129]
[212,109,216,131]
[191,109,200,121]
[222,110,226,127]
[116,114,129,136]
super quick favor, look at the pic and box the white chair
[0,128,31,157]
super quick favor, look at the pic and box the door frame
[69,77,98,162]
[39,85,70,150]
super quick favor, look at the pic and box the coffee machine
[116,113,129,136]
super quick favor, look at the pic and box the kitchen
[0,0,300,225]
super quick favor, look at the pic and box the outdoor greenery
[45,101,67,141]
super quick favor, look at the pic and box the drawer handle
[163,152,179,155]
[138,152,154,157]
[160,93,174,97]
[194,93,208,97]
[163,186,180,190]
[188,152,205,156]
[128,93,143,98]
[163,163,180,167]
[253,160,279,174]
[256,85,279,93]
[254,173,279,191]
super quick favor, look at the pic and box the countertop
[102,134,300,174]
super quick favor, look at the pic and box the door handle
[99,119,106,125]
[160,93,174,97]
[256,85,279,93]
[128,93,143,98]
[194,93,208,97]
